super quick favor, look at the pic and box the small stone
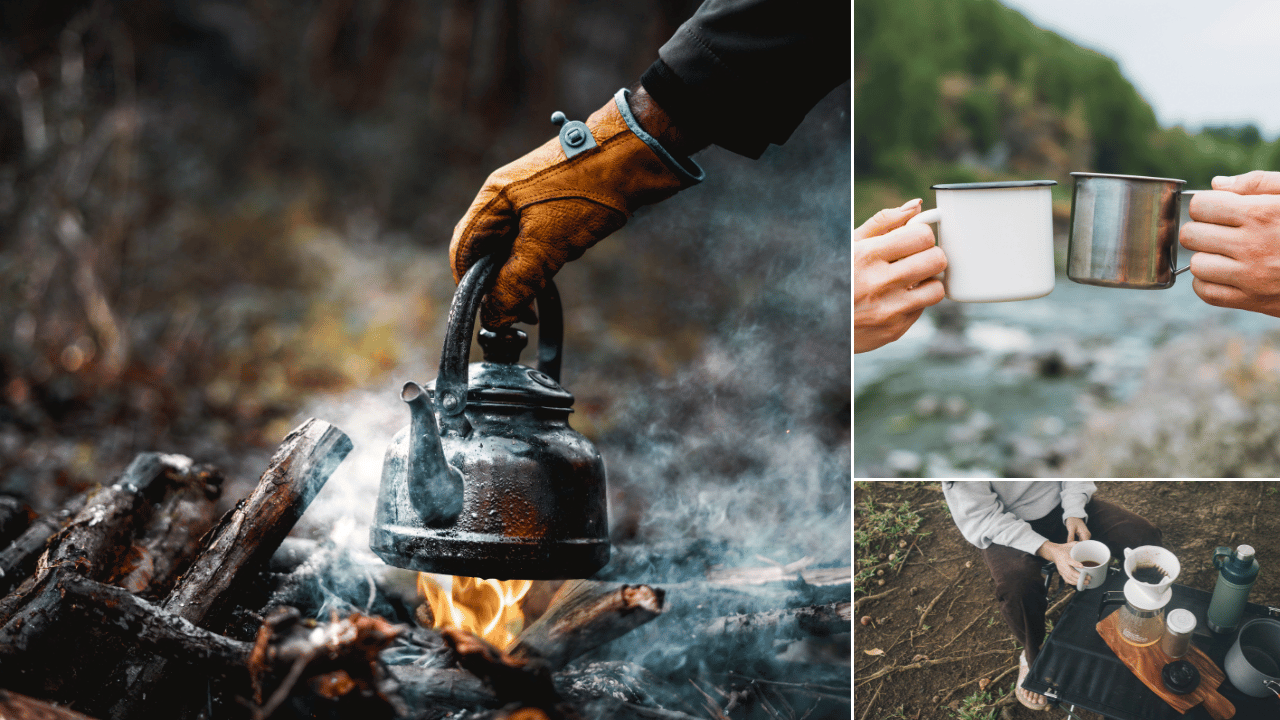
[914,394,941,417]
[886,449,924,477]
[943,395,970,418]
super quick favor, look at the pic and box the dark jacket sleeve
[640,0,850,159]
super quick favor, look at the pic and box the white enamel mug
[908,180,1057,302]
[1070,539,1110,591]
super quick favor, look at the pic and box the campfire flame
[416,573,532,650]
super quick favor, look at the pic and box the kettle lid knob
[479,327,528,365]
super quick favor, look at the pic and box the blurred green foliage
[854,0,1280,219]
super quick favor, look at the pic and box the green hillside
[854,0,1280,221]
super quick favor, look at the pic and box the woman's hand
[855,199,948,353]
[1065,517,1091,543]
[1037,540,1083,587]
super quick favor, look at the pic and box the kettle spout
[402,381,464,527]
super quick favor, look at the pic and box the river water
[854,252,1280,478]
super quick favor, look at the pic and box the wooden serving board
[1096,611,1235,719]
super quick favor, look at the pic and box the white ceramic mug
[1070,539,1110,591]
[908,180,1057,302]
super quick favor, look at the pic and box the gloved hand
[450,88,704,328]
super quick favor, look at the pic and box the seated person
[941,481,1162,712]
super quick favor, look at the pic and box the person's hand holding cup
[1070,540,1111,591]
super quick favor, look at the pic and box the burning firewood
[510,580,666,670]
[244,606,406,720]
[436,627,575,719]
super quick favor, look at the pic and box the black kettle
[369,255,609,579]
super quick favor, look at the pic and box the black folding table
[1023,567,1279,720]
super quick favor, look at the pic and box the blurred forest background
[855,0,1280,221]
[855,0,1280,478]
[0,0,852,566]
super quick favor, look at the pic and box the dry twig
[936,609,991,652]
[687,680,730,720]
[858,681,884,720]
[852,586,896,614]
[938,661,1018,703]
[854,649,1009,685]
[916,586,948,630]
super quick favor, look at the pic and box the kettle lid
[429,327,574,409]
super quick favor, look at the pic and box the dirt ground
[852,481,1280,720]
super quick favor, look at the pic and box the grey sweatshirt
[942,481,1096,556]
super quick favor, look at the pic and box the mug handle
[1173,190,1201,277]
[907,208,942,227]
[907,208,944,283]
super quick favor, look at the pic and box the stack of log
[0,418,850,720]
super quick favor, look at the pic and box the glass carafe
[1119,601,1165,646]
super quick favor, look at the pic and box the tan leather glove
[450,88,704,328]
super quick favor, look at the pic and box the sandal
[1016,651,1049,712]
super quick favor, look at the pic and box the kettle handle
[435,255,564,425]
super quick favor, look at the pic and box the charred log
[701,601,852,640]
[109,418,351,719]
[112,463,225,597]
[440,627,566,714]
[0,689,103,720]
[244,606,406,720]
[0,496,35,548]
[384,665,499,709]
[510,581,665,670]
[163,419,351,626]
[0,490,90,596]
[0,453,193,628]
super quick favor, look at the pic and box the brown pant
[980,498,1161,666]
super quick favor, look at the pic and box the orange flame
[417,573,533,650]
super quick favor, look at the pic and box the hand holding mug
[1037,540,1083,588]
[1180,171,1280,318]
[1070,539,1110,591]
[854,199,947,353]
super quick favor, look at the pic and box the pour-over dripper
[1123,545,1180,604]
[1117,546,1180,646]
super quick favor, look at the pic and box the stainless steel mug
[1067,172,1200,289]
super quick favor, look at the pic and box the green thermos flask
[1206,544,1259,634]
